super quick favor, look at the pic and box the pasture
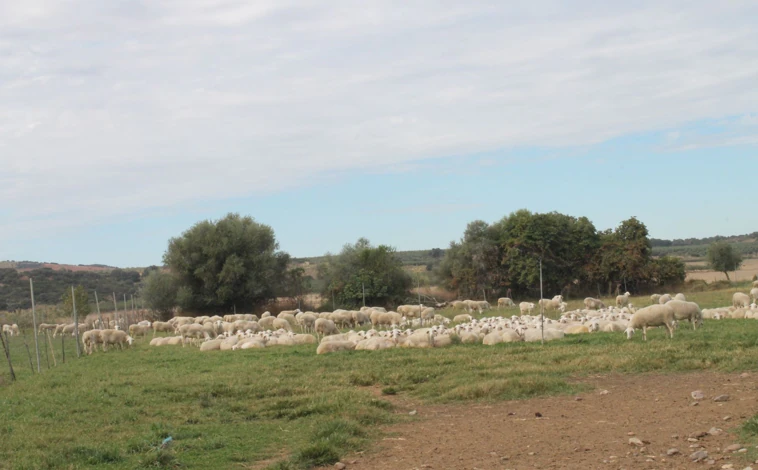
[1,288,758,469]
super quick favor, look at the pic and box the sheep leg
[642,326,647,341]
[666,323,674,339]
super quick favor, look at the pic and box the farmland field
[2,288,758,469]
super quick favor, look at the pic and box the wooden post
[46,332,56,367]
[539,258,544,345]
[124,294,128,329]
[61,334,65,364]
[113,292,118,329]
[1,332,16,381]
[24,341,34,372]
[94,291,103,329]
[30,278,41,373]
[72,286,81,358]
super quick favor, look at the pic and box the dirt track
[342,372,758,469]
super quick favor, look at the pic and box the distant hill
[0,260,119,273]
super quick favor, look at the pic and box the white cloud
[1,0,758,231]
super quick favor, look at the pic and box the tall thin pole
[112,292,119,329]
[131,294,135,321]
[539,258,544,345]
[72,286,81,358]
[362,282,366,307]
[123,294,128,328]
[417,277,421,306]
[0,332,15,381]
[94,291,103,329]
[30,278,41,373]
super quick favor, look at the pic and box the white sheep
[625,304,675,341]
[665,300,702,330]
[200,339,223,351]
[315,318,339,337]
[128,324,150,338]
[750,288,758,302]
[565,325,590,335]
[733,292,751,308]
[452,314,472,323]
[82,330,101,354]
[316,341,356,355]
[616,292,631,307]
[650,294,661,304]
[497,297,515,309]
[674,293,686,301]
[519,302,535,315]
[658,294,672,304]
[100,329,134,351]
[584,298,605,310]
[152,321,174,335]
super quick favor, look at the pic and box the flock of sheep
[6,282,758,356]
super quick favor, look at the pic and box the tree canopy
[141,271,179,321]
[317,238,412,309]
[707,241,743,281]
[163,213,291,312]
[438,211,685,299]
[61,285,91,318]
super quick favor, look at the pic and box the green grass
[2,289,758,469]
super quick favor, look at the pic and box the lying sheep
[128,324,150,338]
[565,325,590,334]
[733,292,751,308]
[199,339,223,351]
[316,341,356,355]
[355,337,395,351]
[497,297,515,309]
[453,314,472,323]
[616,291,631,307]
[666,300,702,330]
[625,304,675,341]
[584,297,606,310]
[524,328,564,342]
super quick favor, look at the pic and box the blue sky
[1,1,757,267]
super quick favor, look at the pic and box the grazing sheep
[519,302,535,315]
[650,294,661,304]
[475,301,491,311]
[497,298,515,309]
[152,321,174,335]
[397,305,424,318]
[666,300,702,330]
[420,308,436,325]
[584,297,606,310]
[258,316,276,330]
[315,318,339,337]
[100,329,134,351]
[272,318,292,332]
[316,341,356,355]
[674,293,686,301]
[352,311,371,326]
[601,321,627,333]
[453,314,472,323]
[750,288,758,302]
[616,292,631,307]
[450,301,466,311]
[38,323,58,334]
[658,294,672,304]
[733,292,751,308]
[128,324,150,338]
[298,313,317,332]
[625,304,675,341]
[82,330,101,354]
[538,298,562,311]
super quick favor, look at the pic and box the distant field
[1,288,757,469]
[686,257,758,282]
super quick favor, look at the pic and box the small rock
[741,373,749,378]
[714,395,731,402]
[507,412,515,416]
[629,438,644,447]
[628,432,635,436]
[690,450,709,462]
[726,444,742,452]
[724,416,733,421]
[535,412,542,418]
[722,465,734,469]
[692,431,709,439]
[334,463,346,470]
[709,427,723,436]
[409,410,417,416]
[739,449,748,453]
[420,465,431,469]
[528,452,535,456]
[692,402,700,407]
[575,397,583,401]
[688,438,700,442]
[500,456,509,461]
[672,434,680,439]
[692,390,705,400]
[599,390,609,395]
[667,448,680,456]
[707,461,715,465]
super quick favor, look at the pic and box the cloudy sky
[1,0,757,267]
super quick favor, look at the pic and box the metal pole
[123,294,128,329]
[540,258,544,345]
[94,291,103,329]
[362,282,365,307]
[113,292,118,329]
[72,286,81,358]
[417,277,421,306]
[30,278,41,373]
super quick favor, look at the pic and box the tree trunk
[725,271,731,281]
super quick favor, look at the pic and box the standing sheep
[650,294,661,304]
[666,300,702,330]
[625,304,675,341]
[616,292,631,307]
[674,293,686,301]
[733,292,751,308]
[658,294,672,304]
[750,288,758,302]
[315,318,339,337]
[584,298,606,310]
[497,298,515,309]
[100,329,134,351]
[519,302,535,315]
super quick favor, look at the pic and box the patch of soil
[343,372,758,469]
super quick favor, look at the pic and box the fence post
[94,291,103,329]
[0,332,16,381]
[72,286,81,358]
[30,278,41,373]
[61,334,65,364]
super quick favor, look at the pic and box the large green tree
[163,213,290,312]
[318,238,411,308]
[707,241,743,281]
[141,271,179,321]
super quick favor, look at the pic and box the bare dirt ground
[340,372,758,470]
[687,258,758,282]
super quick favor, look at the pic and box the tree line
[437,210,686,300]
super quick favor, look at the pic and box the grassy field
[1,288,758,469]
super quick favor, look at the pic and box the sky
[1,0,757,267]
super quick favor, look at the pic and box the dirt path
[341,372,758,470]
